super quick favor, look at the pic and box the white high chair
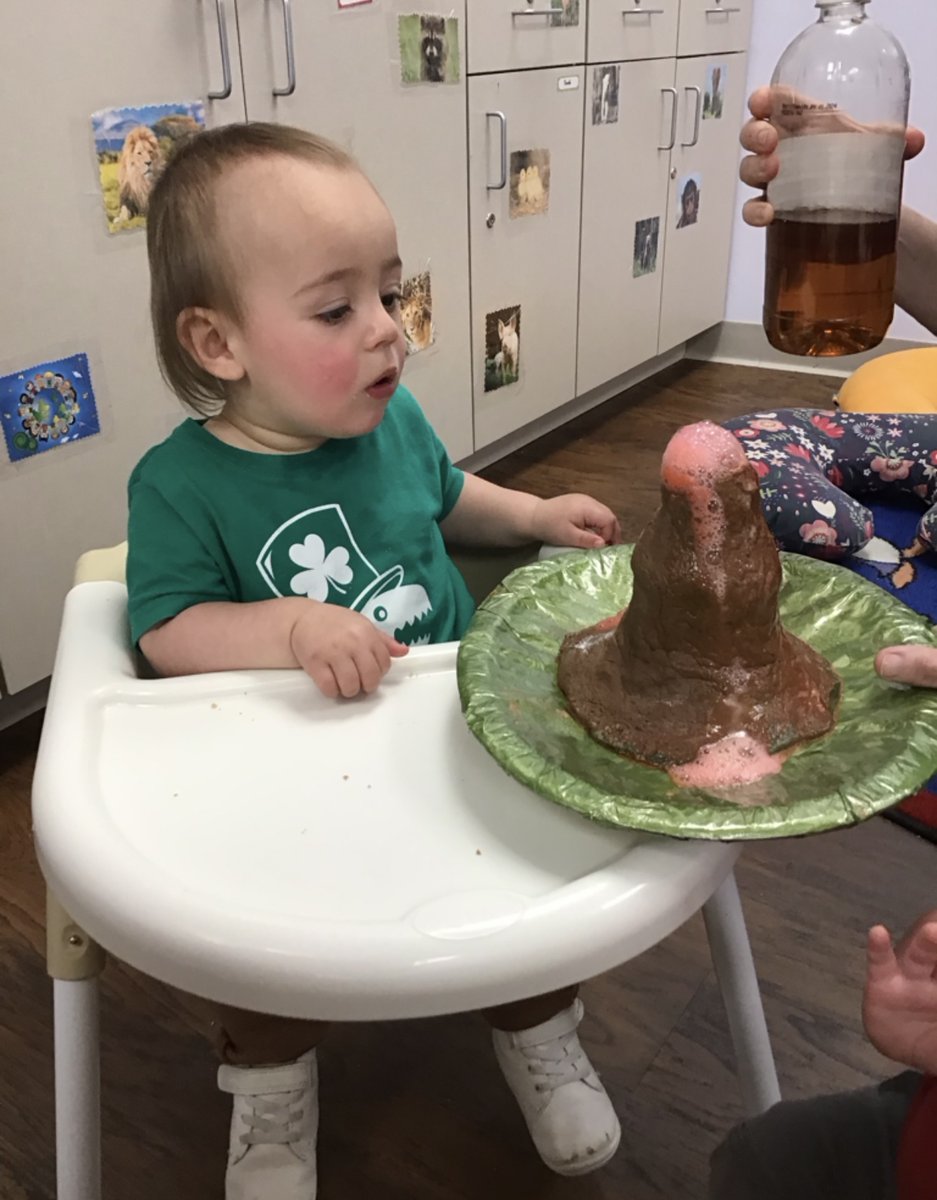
[34,543,781,1200]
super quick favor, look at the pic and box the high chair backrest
[72,542,537,604]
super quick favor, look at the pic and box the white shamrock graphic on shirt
[288,534,354,601]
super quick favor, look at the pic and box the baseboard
[0,677,48,732]
[686,321,932,378]
[460,346,686,473]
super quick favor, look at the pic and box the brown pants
[211,985,580,1066]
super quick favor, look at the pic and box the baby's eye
[382,290,402,311]
[317,305,351,325]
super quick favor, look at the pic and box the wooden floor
[3,360,936,1200]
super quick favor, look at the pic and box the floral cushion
[721,409,937,558]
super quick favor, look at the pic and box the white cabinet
[468,67,585,447]
[235,0,473,461]
[588,0,680,63]
[578,59,677,394]
[467,0,587,75]
[658,53,748,352]
[677,0,752,57]
[0,1,247,696]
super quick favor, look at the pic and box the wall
[725,0,937,342]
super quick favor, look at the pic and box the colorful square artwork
[0,353,100,463]
[91,101,205,234]
[484,307,521,393]
[398,15,461,84]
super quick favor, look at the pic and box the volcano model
[557,422,840,788]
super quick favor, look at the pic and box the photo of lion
[117,126,164,223]
[91,101,205,234]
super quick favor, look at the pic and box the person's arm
[142,598,408,698]
[896,207,937,337]
[863,910,937,1075]
[439,472,621,549]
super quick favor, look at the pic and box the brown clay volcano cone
[557,422,840,771]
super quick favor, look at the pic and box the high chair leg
[47,892,104,1200]
[702,869,781,1117]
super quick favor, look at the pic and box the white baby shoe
[493,998,621,1176]
[217,1048,318,1200]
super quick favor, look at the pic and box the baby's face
[219,156,406,443]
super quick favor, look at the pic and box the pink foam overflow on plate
[668,732,783,790]
[660,422,748,597]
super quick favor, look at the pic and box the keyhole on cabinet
[486,213,497,228]
[671,168,678,180]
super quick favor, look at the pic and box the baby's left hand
[530,494,622,549]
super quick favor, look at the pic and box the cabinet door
[658,53,747,353]
[578,59,676,395]
[587,0,680,64]
[0,2,246,695]
[677,0,752,57]
[467,0,586,75]
[237,0,473,461]
[468,69,584,448]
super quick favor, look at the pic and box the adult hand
[876,645,937,688]
[863,910,937,1075]
[739,85,926,228]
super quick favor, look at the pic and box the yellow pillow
[836,347,937,414]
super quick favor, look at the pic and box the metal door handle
[486,111,508,190]
[623,7,666,14]
[681,85,702,147]
[658,87,678,151]
[705,5,741,12]
[511,7,559,15]
[273,0,296,97]
[207,0,232,100]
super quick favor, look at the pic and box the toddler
[129,122,622,1199]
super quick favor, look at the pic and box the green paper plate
[457,546,937,840]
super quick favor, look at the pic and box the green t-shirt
[127,386,475,649]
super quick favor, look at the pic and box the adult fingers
[740,117,779,155]
[740,151,780,188]
[742,197,775,228]
[876,644,937,688]
[747,86,774,122]
[906,126,926,160]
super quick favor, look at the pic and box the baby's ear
[176,307,245,383]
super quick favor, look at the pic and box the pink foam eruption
[661,421,748,598]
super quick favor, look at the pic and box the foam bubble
[661,422,748,493]
[668,731,783,789]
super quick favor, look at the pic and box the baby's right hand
[289,604,408,699]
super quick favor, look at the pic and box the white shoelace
[239,1094,305,1146]
[521,1031,593,1095]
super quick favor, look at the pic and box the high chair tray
[33,582,738,1020]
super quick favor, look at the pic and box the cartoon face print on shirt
[255,503,433,644]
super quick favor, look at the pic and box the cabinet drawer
[677,0,752,57]
[587,0,679,64]
[467,0,586,75]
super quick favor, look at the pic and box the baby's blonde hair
[147,122,357,414]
